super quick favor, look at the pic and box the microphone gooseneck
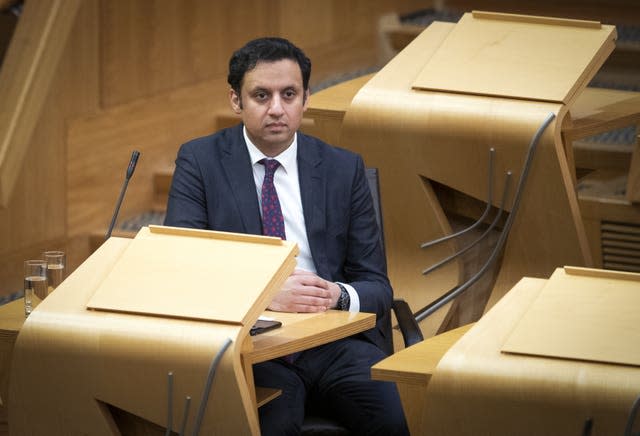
[105,150,141,240]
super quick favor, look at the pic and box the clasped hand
[268,269,341,313]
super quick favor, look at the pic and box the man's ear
[229,89,242,113]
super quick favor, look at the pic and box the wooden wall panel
[99,0,279,108]
[99,0,429,108]
[0,0,99,294]
[67,77,227,242]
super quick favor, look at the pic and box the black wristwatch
[336,283,350,311]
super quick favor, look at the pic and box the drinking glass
[43,250,66,292]
[24,259,48,317]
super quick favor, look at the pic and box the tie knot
[260,158,280,176]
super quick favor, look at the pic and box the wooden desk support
[7,228,376,435]
[324,12,619,336]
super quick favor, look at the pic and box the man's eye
[255,92,268,101]
[284,90,296,99]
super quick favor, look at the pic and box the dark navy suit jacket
[164,124,393,355]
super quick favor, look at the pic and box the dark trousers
[253,337,409,436]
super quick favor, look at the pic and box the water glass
[24,259,48,317]
[43,250,66,291]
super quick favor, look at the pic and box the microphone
[105,150,141,240]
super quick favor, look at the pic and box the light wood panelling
[98,0,428,109]
[0,0,81,208]
[67,77,226,239]
[0,0,99,293]
[99,0,276,108]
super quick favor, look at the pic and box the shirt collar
[244,126,297,173]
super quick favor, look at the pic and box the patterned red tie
[260,159,286,240]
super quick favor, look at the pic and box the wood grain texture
[7,234,378,435]
[9,237,260,435]
[422,276,640,435]
[412,12,615,103]
[371,323,473,385]
[0,0,81,207]
[98,0,428,108]
[246,311,375,364]
[371,322,472,435]
[338,17,602,337]
[503,267,640,365]
[0,0,100,293]
[564,88,640,144]
[88,227,298,325]
[66,77,225,239]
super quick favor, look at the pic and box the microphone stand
[105,150,141,240]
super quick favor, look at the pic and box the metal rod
[166,371,174,436]
[179,396,192,436]
[415,112,556,323]
[420,148,495,249]
[192,338,233,436]
[422,171,512,276]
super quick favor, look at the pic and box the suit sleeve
[343,157,393,323]
[164,143,209,229]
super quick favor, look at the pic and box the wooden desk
[371,323,473,435]
[371,323,473,386]
[3,238,374,435]
[248,310,374,365]
[0,299,27,435]
[374,274,640,435]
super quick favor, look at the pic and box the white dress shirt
[243,127,360,311]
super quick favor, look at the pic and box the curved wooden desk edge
[371,323,474,385]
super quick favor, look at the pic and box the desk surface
[0,299,27,336]
[248,310,375,364]
[371,323,473,386]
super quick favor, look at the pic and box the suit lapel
[220,125,263,235]
[297,136,329,277]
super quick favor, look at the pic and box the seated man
[164,36,408,436]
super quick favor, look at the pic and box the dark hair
[227,37,311,95]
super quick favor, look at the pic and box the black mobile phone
[250,319,282,336]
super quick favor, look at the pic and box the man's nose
[268,95,284,115]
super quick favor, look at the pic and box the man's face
[229,59,309,156]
